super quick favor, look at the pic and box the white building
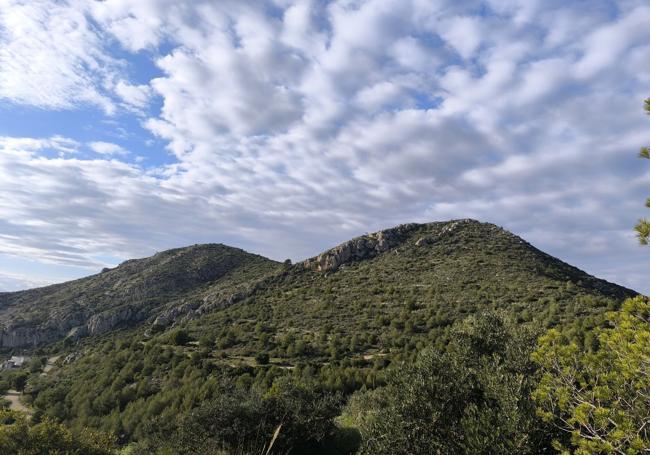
[2,356,29,369]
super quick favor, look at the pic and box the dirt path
[4,389,32,414]
[42,355,60,374]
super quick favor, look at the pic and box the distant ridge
[0,219,636,348]
[0,244,280,347]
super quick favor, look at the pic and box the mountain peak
[302,219,482,272]
[0,242,280,348]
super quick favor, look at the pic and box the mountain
[0,219,638,450]
[178,218,634,359]
[0,244,280,348]
[0,219,633,351]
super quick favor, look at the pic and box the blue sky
[0,0,648,294]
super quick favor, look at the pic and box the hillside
[0,219,638,451]
[0,219,634,351]
[180,219,633,361]
[0,244,280,348]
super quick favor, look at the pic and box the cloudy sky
[0,0,648,294]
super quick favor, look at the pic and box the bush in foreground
[0,409,116,454]
[533,296,650,454]
[346,312,555,454]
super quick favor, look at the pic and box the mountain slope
[0,244,280,348]
[181,219,634,358]
[6,219,638,445]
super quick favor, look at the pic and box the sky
[0,0,648,294]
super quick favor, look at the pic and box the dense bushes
[533,296,650,453]
[347,312,556,454]
[134,379,346,454]
[0,409,116,454]
[4,298,649,454]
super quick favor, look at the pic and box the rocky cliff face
[151,279,270,329]
[0,326,60,348]
[86,305,150,335]
[301,220,480,273]
[302,223,420,272]
[0,305,152,348]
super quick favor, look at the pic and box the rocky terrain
[0,244,280,348]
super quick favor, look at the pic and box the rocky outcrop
[415,219,476,247]
[0,304,149,348]
[0,326,61,348]
[0,307,87,347]
[153,301,201,327]
[415,236,435,247]
[302,223,420,272]
[152,288,258,329]
[85,305,148,336]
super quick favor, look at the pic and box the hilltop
[0,244,280,348]
[0,219,634,350]
[180,219,634,360]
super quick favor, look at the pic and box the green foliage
[347,312,554,454]
[138,379,344,454]
[5,220,635,450]
[636,98,650,244]
[170,329,191,346]
[255,352,270,365]
[13,372,29,392]
[532,296,650,454]
[0,409,116,454]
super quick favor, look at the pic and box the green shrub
[170,329,191,346]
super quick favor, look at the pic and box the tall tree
[635,98,650,244]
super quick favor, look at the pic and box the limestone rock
[85,306,145,335]
[415,236,434,247]
[302,223,420,272]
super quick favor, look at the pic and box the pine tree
[635,98,650,244]
[532,296,650,454]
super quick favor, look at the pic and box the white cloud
[355,81,404,111]
[390,36,441,72]
[438,16,483,60]
[114,80,153,110]
[0,136,79,154]
[88,141,129,156]
[574,6,650,79]
[0,0,119,113]
[0,270,52,291]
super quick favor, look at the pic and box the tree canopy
[346,312,555,454]
[0,409,116,455]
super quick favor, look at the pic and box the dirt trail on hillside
[4,389,32,414]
